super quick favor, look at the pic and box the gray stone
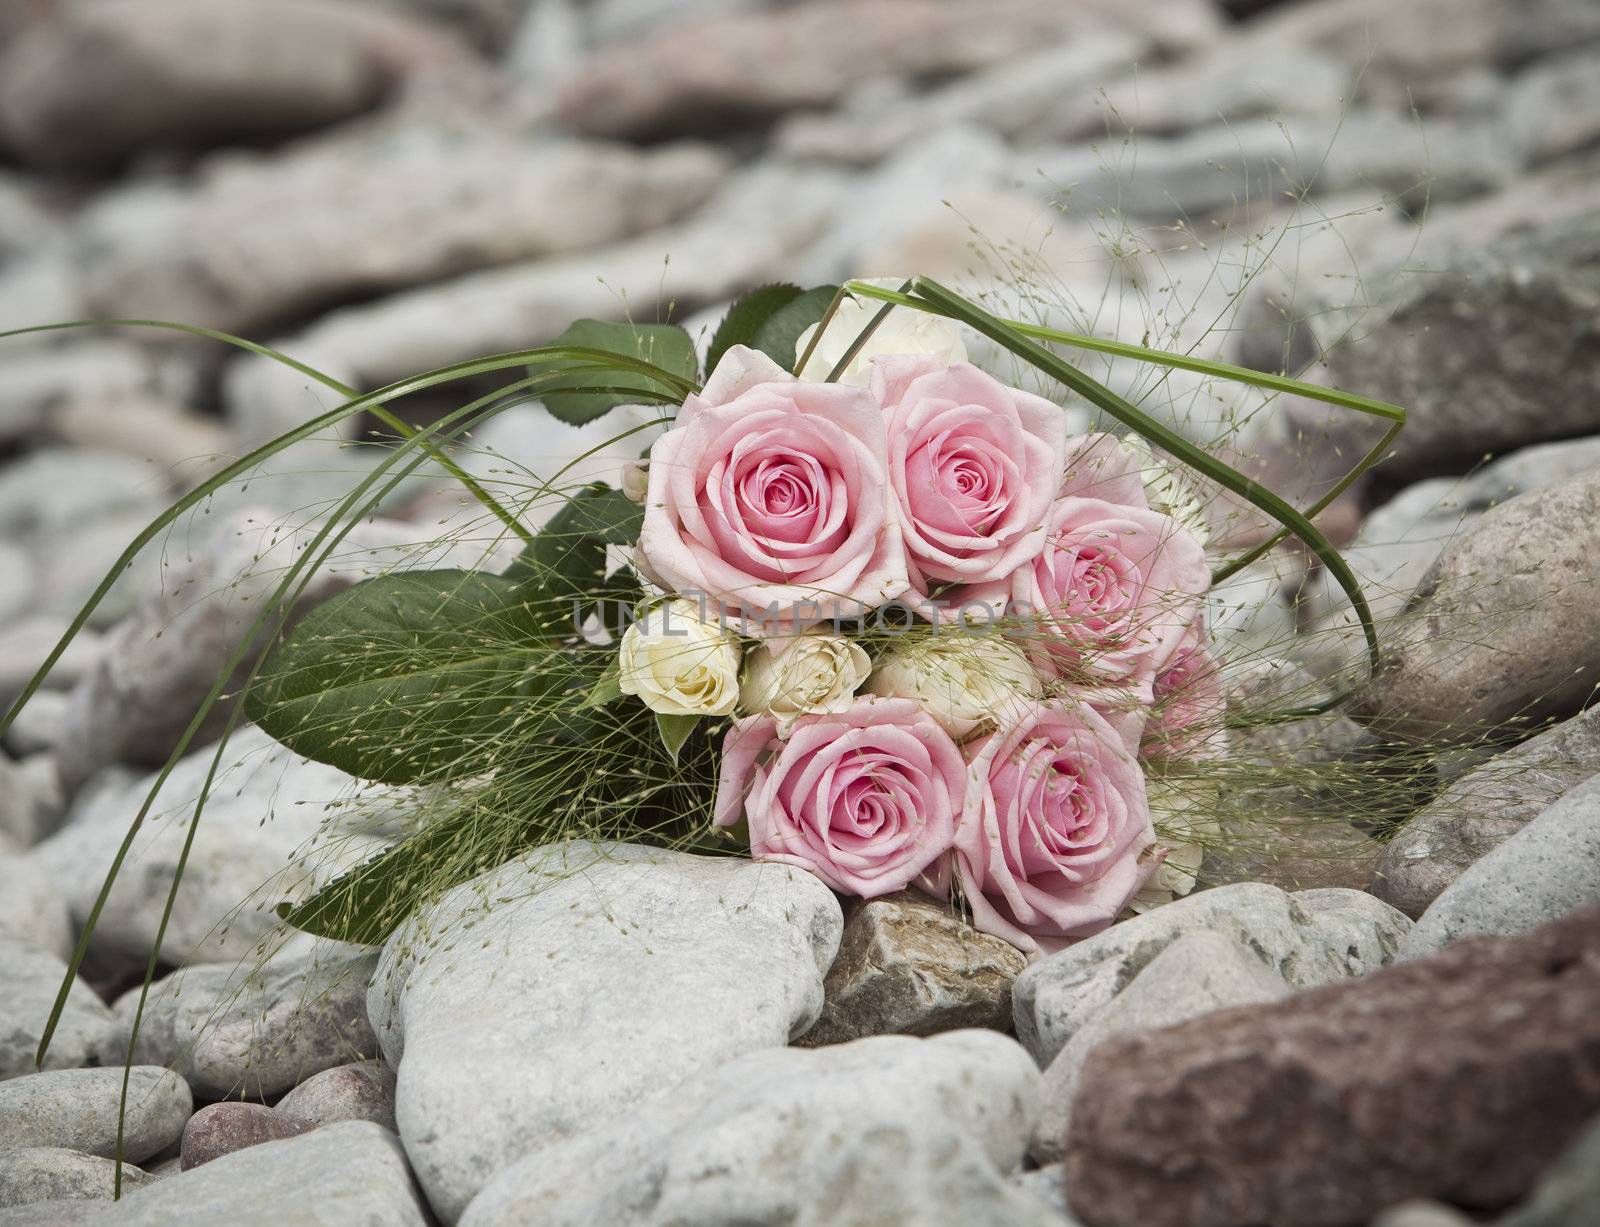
[1500,1112,1600,1227]
[36,724,395,965]
[555,0,1219,140]
[1030,932,1293,1163]
[1012,883,1411,1066]
[1371,1202,1477,1227]
[0,1067,190,1162]
[106,939,379,1099]
[797,891,1026,1048]
[1354,468,1600,745]
[1375,706,1600,917]
[0,1149,150,1208]
[77,1120,428,1226]
[2,690,68,757]
[0,542,31,626]
[0,1199,105,1227]
[1401,774,1600,958]
[0,938,115,1080]
[773,38,1143,162]
[460,1031,1054,1227]
[79,121,727,346]
[369,841,842,1223]
[0,448,163,542]
[0,0,472,164]
[219,160,847,431]
[0,851,69,958]
[0,617,106,710]
[1022,112,1515,222]
[47,509,481,788]
[1307,212,1600,485]
[1506,50,1600,165]
[0,753,63,850]
[179,1103,313,1170]
[0,342,152,448]
[1010,1165,1081,1224]
[275,1060,396,1131]
[43,399,229,487]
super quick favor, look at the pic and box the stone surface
[0,0,472,163]
[0,343,155,449]
[275,1060,397,1131]
[0,851,70,958]
[218,159,847,433]
[1011,882,1411,1066]
[460,1031,1054,1227]
[0,1149,151,1208]
[1506,50,1600,165]
[369,841,842,1223]
[796,891,1026,1047]
[36,724,395,965]
[0,1067,190,1162]
[105,939,379,1099]
[1354,467,1600,745]
[1401,773,1600,958]
[70,1121,428,1226]
[1030,932,1293,1163]
[179,1103,314,1170]
[47,509,483,787]
[0,939,116,1080]
[1374,706,1600,917]
[1499,1112,1600,1227]
[1307,212,1600,484]
[1064,906,1600,1227]
[0,617,107,710]
[78,122,727,341]
[555,0,1219,140]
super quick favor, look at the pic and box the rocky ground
[3,0,1600,1225]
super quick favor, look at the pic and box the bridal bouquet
[4,275,1404,971]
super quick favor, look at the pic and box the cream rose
[866,633,1042,739]
[795,282,968,387]
[618,599,741,717]
[740,631,871,719]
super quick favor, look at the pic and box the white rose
[866,634,1041,739]
[794,280,968,386]
[740,631,871,719]
[1129,782,1218,913]
[618,600,741,717]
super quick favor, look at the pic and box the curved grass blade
[901,277,1384,671]
[0,335,692,745]
[841,280,1407,582]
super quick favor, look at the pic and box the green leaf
[504,484,644,634]
[581,663,624,709]
[244,570,564,785]
[751,285,839,371]
[275,807,485,946]
[656,712,698,763]
[705,283,803,377]
[538,320,698,425]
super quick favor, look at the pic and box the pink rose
[870,357,1066,610]
[639,346,909,632]
[952,698,1158,954]
[713,696,963,898]
[1144,617,1227,759]
[1011,494,1209,694]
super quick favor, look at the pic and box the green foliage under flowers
[704,282,806,375]
[538,319,699,425]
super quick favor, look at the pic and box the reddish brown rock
[179,1103,313,1171]
[1064,905,1600,1227]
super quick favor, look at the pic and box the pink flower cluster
[643,344,1223,953]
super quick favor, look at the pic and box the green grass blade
[903,277,1383,671]
[841,279,1407,580]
